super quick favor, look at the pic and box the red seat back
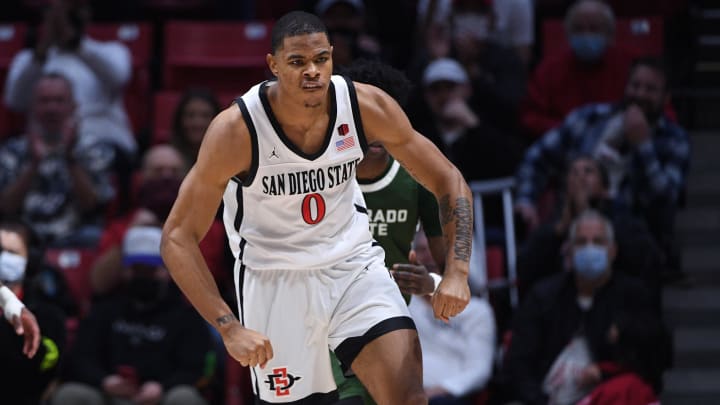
[542,16,664,58]
[45,247,99,316]
[163,21,273,93]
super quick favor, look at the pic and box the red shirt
[577,372,659,405]
[521,46,636,138]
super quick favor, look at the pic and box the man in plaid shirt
[514,57,690,269]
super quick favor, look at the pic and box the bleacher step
[672,327,720,368]
[662,369,720,405]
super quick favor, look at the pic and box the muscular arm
[160,107,249,330]
[356,83,472,319]
[162,106,273,367]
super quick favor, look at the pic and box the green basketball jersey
[358,159,442,269]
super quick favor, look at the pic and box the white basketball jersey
[223,76,373,270]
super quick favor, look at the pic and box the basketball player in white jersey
[161,11,473,405]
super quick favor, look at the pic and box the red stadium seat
[45,247,99,316]
[87,22,154,134]
[0,22,29,138]
[542,16,664,58]
[162,21,273,93]
[225,353,254,405]
[151,90,239,145]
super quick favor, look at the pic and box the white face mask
[0,251,27,283]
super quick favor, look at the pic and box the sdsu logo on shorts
[264,367,302,396]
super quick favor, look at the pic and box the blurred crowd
[0,0,691,404]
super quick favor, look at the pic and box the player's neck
[268,84,328,128]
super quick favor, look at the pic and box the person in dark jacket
[517,156,663,305]
[52,226,211,405]
[502,210,654,405]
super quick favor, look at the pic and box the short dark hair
[271,11,328,54]
[336,59,413,108]
[629,56,669,92]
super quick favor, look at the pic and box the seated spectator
[411,58,522,183]
[170,88,221,167]
[577,310,672,405]
[408,231,496,405]
[90,144,229,298]
[0,73,117,247]
[518,156,663,303]
[52,226,211,405]
[502,210,653,405]
[0,220,66,405]
[521,0,637,138]
[3,0,136,158]
[514,57,689,277]
[313,0,381,68]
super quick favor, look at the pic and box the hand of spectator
[28,127,51,164]
[431,270,470,323]
[442,98,479,128]
[515,202,539,230]
[220,321,274,369]
[576,364,602,388]
[623,104,651,146]
[391,251,436,296]
[59,118,78,160]
[102,374,139,398]
[133,381,163,405]
[9,307,41,358]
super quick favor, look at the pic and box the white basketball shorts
[233,244,415,404]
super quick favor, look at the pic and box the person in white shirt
[408,230,496,404]
[3,0,136,157]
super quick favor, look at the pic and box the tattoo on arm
[439,194,472,262]
[216,313,237,326]
[453,197,472,262]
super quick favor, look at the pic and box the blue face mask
[573,244,608,280]
[569,33,608,62]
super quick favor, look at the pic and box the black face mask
[127,277,164,304]
[136,177,182,222]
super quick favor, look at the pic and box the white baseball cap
[422,58,470,86]
[122,226,164,266]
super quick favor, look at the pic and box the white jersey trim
[358,160,401,193]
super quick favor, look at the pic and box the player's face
[268,33,334,109]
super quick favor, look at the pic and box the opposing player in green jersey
[333,60,449,404]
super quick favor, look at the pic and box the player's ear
[266,53,278,77]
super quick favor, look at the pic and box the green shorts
[330,351,375,405]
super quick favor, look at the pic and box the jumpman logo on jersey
[269,147,279,159]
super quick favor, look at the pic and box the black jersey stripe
[235,97,260,187]
[342,76,368,155]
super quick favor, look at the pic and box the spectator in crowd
[577,310,672,405]
[3,0,137,158]
[514,57,689,279]
[409,230,496,405]
[520,0,637,138]
[518,156,663,303]
[314,0,381,67]
[410,57,522,183]
[416,0,526,134]
[492,0,535,66]
[0,73,117,247]
[52,226,211,405]
[170,88,221,167]
[0,220,66,405]
[502,210,654,405]
[90,144,229,298]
